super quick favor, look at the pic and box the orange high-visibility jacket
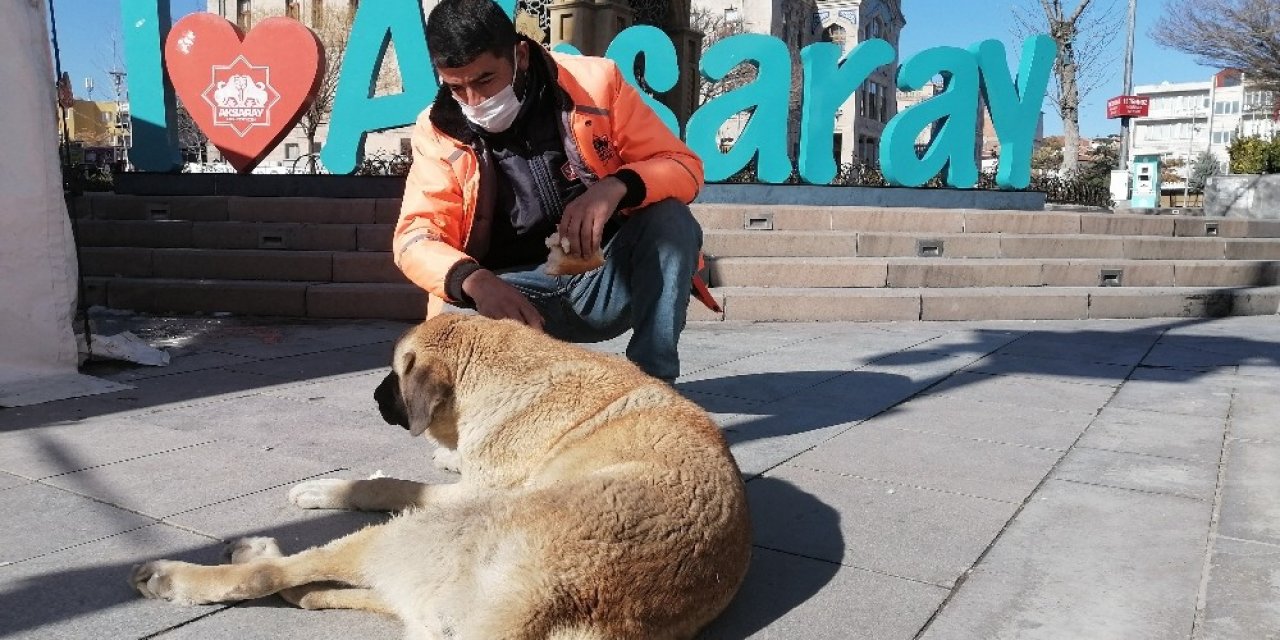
[395,45,709,317]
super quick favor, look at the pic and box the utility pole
[1117,0,1137,173]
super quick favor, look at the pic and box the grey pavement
[1,314,1279,639]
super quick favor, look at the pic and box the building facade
[1130,69,1278,186]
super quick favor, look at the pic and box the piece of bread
[545,232,605,276]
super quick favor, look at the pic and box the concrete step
[80,248,406,283]
[707,258,1280,288]
[76,194,401,225]
[83,277,426,320]
[691,204,1280,238]
[704,230,1280,260]
[74,220,393,252]
[708,286,1280,322]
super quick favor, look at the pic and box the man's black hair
[426,0,519,69]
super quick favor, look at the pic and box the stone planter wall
[1206,174,1280,219]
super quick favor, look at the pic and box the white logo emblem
[201,55,281,137]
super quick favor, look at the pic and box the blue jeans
[459,199,702,381]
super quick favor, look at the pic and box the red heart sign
[164,14,324,173]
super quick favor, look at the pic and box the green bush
[1227,135,1280,175]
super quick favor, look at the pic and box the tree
[1079,138,1118,189]
[174,102,209,164]
[254,6,400,172]
[1188,151,1219,193]
[1152,0,1280,93]
[1159,156,1186,184]
[1031,135,1065,172]
[690,5,753,106]
[1013,0,1122,177]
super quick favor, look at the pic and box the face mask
[458,46,524,133]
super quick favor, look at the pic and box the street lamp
[1183,111,1205,205]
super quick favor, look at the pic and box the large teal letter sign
[798,39,895,185]
[605,26,680,135]
[686,34,794,183]
[322,0,438,174]
[880,46,981,188]
[121,0,181,171]
[974,36,1057,189]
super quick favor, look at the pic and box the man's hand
[558,176,626,260]
[461,269,544,330]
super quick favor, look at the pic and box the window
[400,138,412,156]
[284,143,300,160]
[237,0,252,29]
[311,0,324,24]
[1211,130,1237,145]
[1213,100,1240,115]
[286,0,300,20]
[824,24,844,48]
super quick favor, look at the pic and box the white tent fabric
[0,0,127,407]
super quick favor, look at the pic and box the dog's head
[374,316,463,441]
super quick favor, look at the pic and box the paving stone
[1217,440,1280,546]
[961,351,1134,385]
[105,348,260,382]
[919,480,1209,640]
[1054,447,1218,501]
[0,417,212,480]
[96,367,287,415]
[41,441,339,519]
[264,370,388,414]
[0,470,30,491]
[924,371,1117,415]
[994,331,1159,365]
[703,547,947,640]
[851,394,1094,450]
[1196,536,1280,640]
[752,465,1018,587]
[222,346,388,380]
[1143,336,1280,370]
[165,470,391,550]
[136,393,410,469]
[1108,370,1235,419]
[0,523,223,640]
[0,483,156,565]
[153,602,401,640]
[720,409,863,478]
[676,366,848,403]
[1076,406,1226,464]
[794,423,1062,503]
[1231,387,1280,444]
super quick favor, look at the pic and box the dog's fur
[131,314,751,639]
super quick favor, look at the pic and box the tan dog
[131,314,751,640]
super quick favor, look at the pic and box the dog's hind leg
[225,536,397,615]
[132,523,383,606]
[234,538,397,615]
[288,477,461,511]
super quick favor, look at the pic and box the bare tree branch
[1151,0,1280,92]
[1012,0,1121,176]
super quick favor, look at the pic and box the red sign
[164,14,324,173]
[1107,95,1150,119]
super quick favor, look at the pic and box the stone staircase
[71,193,1280,322]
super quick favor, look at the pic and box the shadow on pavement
[702,476,844,639]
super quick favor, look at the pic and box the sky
[49,0,1219,138]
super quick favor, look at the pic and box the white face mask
[458,46,524,133]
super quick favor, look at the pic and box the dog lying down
[131,314,752,639]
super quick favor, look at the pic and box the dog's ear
[399,351,454,437]
[373,371,409,429]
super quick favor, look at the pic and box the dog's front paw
[432,447,461,474]
[226,537,282,564]
[131,560,200,604]
[288,478,355,510]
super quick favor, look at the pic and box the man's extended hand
[558,176,626,260]
[461,269,544,330]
